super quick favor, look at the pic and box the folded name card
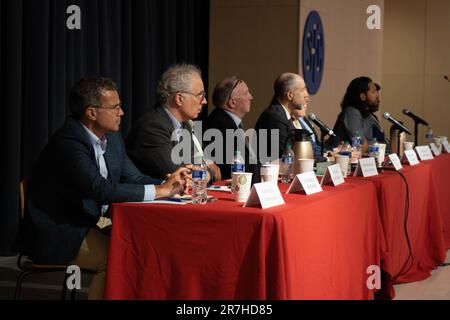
[243,181,285,209]
[354,157,378,177]
[286,172,323,195]
[402,149,420,166]
[415,145,434,161]
[429,143,441,157]
[320,164,345,186]
[388,153,403,171]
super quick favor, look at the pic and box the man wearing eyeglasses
[204,76,256,180]
[126,63,221,182]
[21,76,189,299]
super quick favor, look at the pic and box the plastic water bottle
[192,162,208,205]
[280,143,294,183]
[368,138,380,162]
[231,150,245,176]
[340,141,352,175]
[351,132,362,164]
[425,127,434,143]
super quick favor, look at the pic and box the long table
[348,156,448,298]
[104,154,450,300]
[105,180,382,300]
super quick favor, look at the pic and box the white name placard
[243,181,285,209]
[415,145,434,161]
[388,153,403,171]
[286,172,323,195]
[429,143,441,157]
[403,150,420,166]
[354,158,379,177]
[320,164,345,186]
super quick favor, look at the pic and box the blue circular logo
[302,11,325,95]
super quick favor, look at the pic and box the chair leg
[14,271,32,300]
[71,288,77,300]
[61,272,70,300]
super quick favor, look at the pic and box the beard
[367,101,380,113]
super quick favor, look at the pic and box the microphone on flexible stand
[307,114,336,137]
[402,108,429,146]
[308,113,335,156]
[402,108,429,126]
[383,112,411,156]
[383,112,412,135]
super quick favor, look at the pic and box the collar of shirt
[223,109,243,128]
[164,107,182,131]
[80,123,107,153]
[164,107,184,142]
[280,103,292,121]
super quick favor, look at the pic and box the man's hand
[155,167,190,198]
[205,160,221,183]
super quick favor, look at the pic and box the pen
[166,197,183,202]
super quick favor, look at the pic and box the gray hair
[273,73,300,99]
[212,76,240,109]
[156,63,202,107]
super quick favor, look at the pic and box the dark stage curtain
[0,0,210,255]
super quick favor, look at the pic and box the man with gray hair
[126,63,221,181]
[204,76,254,179]
[255,73,311,160]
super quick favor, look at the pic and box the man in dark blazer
[204,76,256,180]
[126,63,221,182]
[255,73,312,161]
[21,77,187,299]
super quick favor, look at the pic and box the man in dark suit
[255,73,312,161]
[126,63,221,182]
[21,77,188,299]
[290,103,326,159]
[204,76,256,180]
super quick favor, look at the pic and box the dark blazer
[204,108,245,180]
[255,99,292,160]
[21,117,160,264]
[126,106,193,180]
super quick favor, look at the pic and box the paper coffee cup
[297,159,315,173]
[335,155,349,178]
[403,141,414,151]
[378,144,387,167]
[260,164,279,183]
[231,172,253,202]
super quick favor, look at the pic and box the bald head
[274,73,310,113]
[274,73,305,100]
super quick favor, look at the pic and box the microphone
[307,114,336,137]
[402,108,429,126]
[383,112,412,135]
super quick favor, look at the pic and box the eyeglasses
[226,79,243,102]
[92,104,122,113]
[181,91,206,102]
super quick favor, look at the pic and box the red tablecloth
[428,153,450,247]
[104,154,450,300]
[105,181,382,300]
[347,160,447,298]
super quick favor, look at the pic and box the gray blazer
[126,106,194,180]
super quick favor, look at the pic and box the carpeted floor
[1,251,449,300]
